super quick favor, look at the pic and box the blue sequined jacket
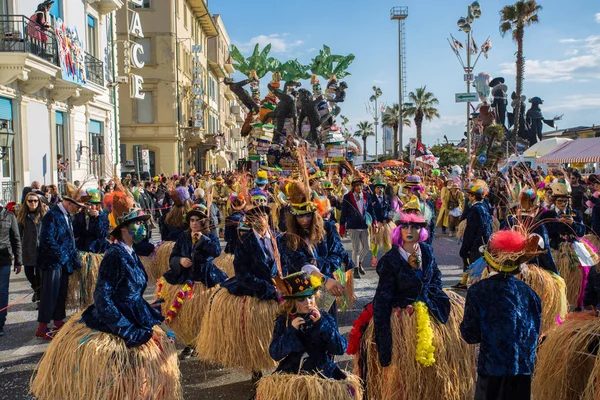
[220,230,285,300]
[163,231,227,287]
[460,201,492,261]
[461,274,542,376]
[541,209,586,249]
[270,310,347,379]
[73,211,110,253]
[373,243,450,367]
[503,215,558,274]
[278,220,344,278]
[81,243,163,348]
[37,205,81,274]
[224,211,245,254]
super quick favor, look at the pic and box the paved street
[0,229,464,400]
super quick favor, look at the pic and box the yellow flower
[414,301,436,367]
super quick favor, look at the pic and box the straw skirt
[66,252,104,310]
[256,372,364,400]
[213,252,235,277]
[147,241,176,282]
[30,312,181,400]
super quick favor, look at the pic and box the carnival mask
[128,222,147,244]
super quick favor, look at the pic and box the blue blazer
[269,310,347,379]
[371,193,393,222]
[541,209,586,249]
[278,220,345,278]
[163,231,227,287]
[460,202,492,261]
[81,243,163,348]
[224,211,245,254]
[373,243,450,367]
[461,274,542,376]
[73,211,110,253]
[340,191,374,232]
[37,205,81,274]
[220,230,285,300]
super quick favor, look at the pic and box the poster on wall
[54,19,87,85]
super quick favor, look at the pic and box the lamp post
[370,86,382,162]
[0,120,14,160]
[457,1,481,163]
[391,6,408,159]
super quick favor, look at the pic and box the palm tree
[500,0,542,145]
[354,121,375,160]
[404,86,440,143]
[381,103,411,158]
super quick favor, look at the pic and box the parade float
[228,44,354,174]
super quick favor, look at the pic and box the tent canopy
[523,138,572,158]
[537,137,600,164]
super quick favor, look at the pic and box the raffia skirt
[213,252,236,277]
[195,288,279,372]
[30,312,181,400]
[256,372,364,400]
[66,252,104,310]
[372,221,395,252]
[552,241,596,309]
[532,313,600,400]
[354,290,476,400]
[147,241,176,282]
[155,278,217,345]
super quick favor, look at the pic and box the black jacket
[18,212,41,266]
[0,208,22,266]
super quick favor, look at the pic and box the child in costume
[158,203,227,359]
[255,271,363,400]
[461,230,543,400]
[30,187,181,400]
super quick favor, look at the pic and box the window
[55,111,66,159]
[49,0,62,20]
[137,37,152,64]
[134,0,151,8]
[137,92,153,123]
[88,120,103,176]
[86,15,98,57]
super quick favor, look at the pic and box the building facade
[0,0,122,201]
[116,1,244,177]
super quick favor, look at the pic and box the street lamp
[456,1,482,163]
[370,86,382,161]
[391,6,408,159]
[0,120,14,160]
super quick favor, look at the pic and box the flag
[448,37,460,56]
[415,140,431,158]
[450,34,464,50]
[471,36,478,55]
[481,38,492,59]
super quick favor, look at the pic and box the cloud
[596,13,600,23]
[565,48,579,56]
[233,34,303,54]
[499,35,600,82]
[543,94,600,112]
[372,79,386,84]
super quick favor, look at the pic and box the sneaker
[358,264,366,275]
[451,283,468,290]
[179,345,194,360]
[0,327,5,337]
[353,268,361,279]
[371,257,378,267]
[35,329,54,341]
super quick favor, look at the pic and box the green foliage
[230,44,278,79]
[354,121,375,140]
[499,0,542,42]
[429,144,468,167]
[404,86,440,143]
[310,45,355,80]
[382,103,411,129]
[280,60,311,82]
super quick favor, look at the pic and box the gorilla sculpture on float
[263,81,301,143]
[223,77,259,114]
[297,88,328,148]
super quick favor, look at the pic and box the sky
[210,0,600,153]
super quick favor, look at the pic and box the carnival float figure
[489,77,508,130]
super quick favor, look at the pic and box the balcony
[231,104,244,123]
[86,0,124,16]
[0,15,105,98]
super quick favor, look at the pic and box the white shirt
[354,192,364,215]
[57,202,71,227]
[398,244,421,263]
[118,241,135,256]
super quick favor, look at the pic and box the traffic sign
[464,73,474,82]
[478,154,487,164]
[455,92,479,103]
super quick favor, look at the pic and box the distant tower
[391,6,408,158]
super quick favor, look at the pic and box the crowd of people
[1,161,600,399]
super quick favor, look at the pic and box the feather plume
[489,230,527,254]
[286,181,310,205]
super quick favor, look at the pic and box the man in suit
[370,176,393,266]
[36,183,83,340]
[340,176,375,278]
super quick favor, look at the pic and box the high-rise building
[383,125,394,155]
[0,0,123,200]
[116,0,244,176]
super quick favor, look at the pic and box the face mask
[128,223,147,244]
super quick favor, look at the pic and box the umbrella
[378,159,406,168]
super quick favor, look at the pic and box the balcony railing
[85,51,104,86]
[0,14,58,65]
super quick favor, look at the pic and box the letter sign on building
[128,7,145,99]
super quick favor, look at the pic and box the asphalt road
[0,228,464,400]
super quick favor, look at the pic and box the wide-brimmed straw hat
[482,230,544,273]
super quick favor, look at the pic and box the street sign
[478,154,487,164]
[464,73,474,82]
[455,92,479,103]
[409,138,417,161]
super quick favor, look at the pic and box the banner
[54,19,87,85]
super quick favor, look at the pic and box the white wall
[26,100,51,184]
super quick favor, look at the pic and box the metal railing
[84,51,104,86]
[0,14,58,65]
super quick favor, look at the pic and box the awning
[523,138,572,158]
[537,137,600,164]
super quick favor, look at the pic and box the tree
[500,0,542,146]
[404,87,440,143]
[354,121,375,160]
[483,124,505,159]
[381,103,411,159]
[429,144,469,168]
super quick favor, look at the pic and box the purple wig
[391,212,429,247]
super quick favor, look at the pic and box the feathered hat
[109,187,150,236]
[551,182,571,198]
[395,211,428,226]
[372,175,386,188]
[86,189,102,204]
[185,203,208,222]
[519,188,538,214]
[247,188,270,216]
[255,170,268,186]
[483,229,544,273]
[467,179,489,196]
[272,271,323,300]
[286,180,317,216]
[313,196,332,216]
[402,196,423,216]
[404,175,422,187]
[229,192,247,211]
[63,183,85,207]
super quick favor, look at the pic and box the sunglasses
[400,223,422,230]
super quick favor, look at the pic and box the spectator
[0,200,23,336]
[193,188,206,206]
[21,181,41,203]
[570,171,585,215]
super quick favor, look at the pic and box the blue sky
[211,0,600,153]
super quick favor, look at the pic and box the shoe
[32,292,38,302]
[448,232,455,237]
[179,345,194,360]
[35,329,54,340]
[371,257,378,267]
[0,327,5,336]
[358,264,366,275]
[353,268,361,279]
[451,283,468,290]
